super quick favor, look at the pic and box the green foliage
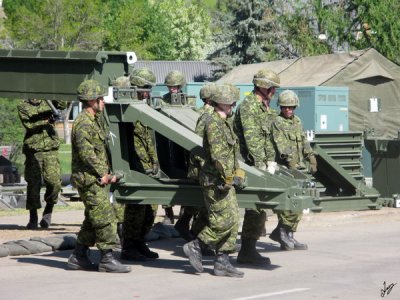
[346,0,400,64]
[0,98,25,173]
[276,0,331,58]
[0,98,24,146]
[59,143,71,174]
[4,0,107,50]
[208,0,277,78]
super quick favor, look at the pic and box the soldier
[270,90,317,250]
[176,83,217,242]
[233,69,280,265]
[18,98,66,229]
[183,84,245,278]
[67,79,131,273]
[160,70,187,224]
[119,68,160,261]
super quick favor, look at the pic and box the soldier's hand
[217,183,232,191]
[152,163,160,177]
[232,169,246,189]
[288,160,297,170]
[99,174,110,185]
[308,155,318,174]
[110,175,118,183]
[255,162,267,171]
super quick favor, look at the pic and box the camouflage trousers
[241,209,267,240]
[76,183,118,251]
[278,211,303,232]
[178,206,209,237]
[24,150,61,210]
[197,186,239,253]
[123,204,157,240]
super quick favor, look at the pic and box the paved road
[0,208,399,300]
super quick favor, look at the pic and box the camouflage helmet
[253,69,280,89]
[164,70,186,87]
[113,76,130,88]
[211,83,240,105]
[199,83,217,100]
[225,83,240,102]
[130,68,156,87]
[278,90,300,107]
[77,79,107,101]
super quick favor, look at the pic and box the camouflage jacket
[187,104,214,180]
[195,105,214,136]
[71,109,109,188]
[199,110,239,186]
[18,99,66,153]
[233,93,278,167]
[271,114,313,169]
[133,120,158,172]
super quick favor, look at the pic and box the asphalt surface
[0,207,399,300]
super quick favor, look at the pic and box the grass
[0,201,84,217]
[59,143,71,174]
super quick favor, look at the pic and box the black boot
[67,244,96,271]
[26,209,38,230]
[121,239,147,261]
[200,243,215,256]
[237,239,271,265]
[287,231,308,250]
[174,211,195,242]
[270,224,294,251]
[134,239,159,259]
[116,223,123,246]
[214,253,244,278]
[183,239,203,272]
[98,250,131,273]
[40,203,54,229]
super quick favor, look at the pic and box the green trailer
[0,49,383,212]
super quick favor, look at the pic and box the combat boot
[214,253,244,278]
[269,224,294,251]
[183,238,203,272]
[98,250,131,273]
[174,210,195,242]
[40,203,54,229]
[200,243,215,256]
[134,239,159,259]
[121,239,147,261]
[237,239,271,265]
[287,231,308,250]
[67,244,96,271]
[26,209,38,230]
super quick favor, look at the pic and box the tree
[143,0,212,60]
[208,0,278,79]
[345,0,400,64]
[274,0,332,59]
[3,0,106,50]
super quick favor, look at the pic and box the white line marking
[233,288,311,300]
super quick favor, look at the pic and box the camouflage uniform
[112,69,160,260]
[68,79,130,273]
[18,99,66,229]
[122,120,159,242]
[271,114,313,231]
[71,109,117,251]
[234,93,279,241]
[184,104,215,237]
[160,70,187,223]
[183,84,244,277]
[196,110,240,253]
